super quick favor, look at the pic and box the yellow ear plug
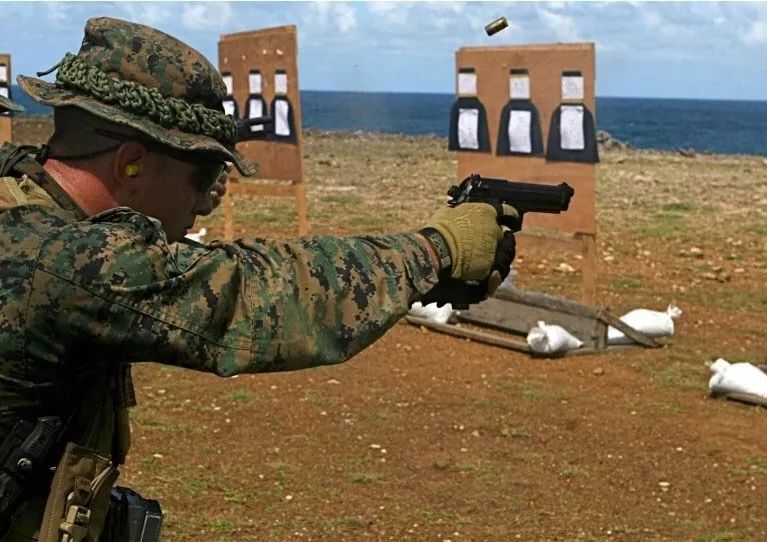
[124,163,141,177]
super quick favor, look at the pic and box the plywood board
[0,54,12,143]
[455,43,596,235]
[219,26,304,183]
[456,297,605,349]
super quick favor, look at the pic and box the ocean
[9,86,767,157]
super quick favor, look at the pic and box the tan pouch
[37,442,119,542]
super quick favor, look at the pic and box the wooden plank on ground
[404,316,532,353]
[493,286,600,318]
[456,297,603,348]
[595,308,662,348]
[402,317,640,358]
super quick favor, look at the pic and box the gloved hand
[421,203,517,280]
[419,203,518,308]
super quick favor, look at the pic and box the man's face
[127,151,222,243]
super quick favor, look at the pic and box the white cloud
[302,1,357,35]
[181,3,233,32]
[44,1,71,26]
[545,2,568,12]
[3,1,767,99]
[640,9,663,28]
[536,8,582,42]
[119,4,171,28]
[424,1,466,16]
[640,8,698,41]
[335,3,357,33]
[368,2,410,26]
[743,19,767,44]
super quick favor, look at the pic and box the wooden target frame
[454,43,598,304]
[0,54,13,143]
[218,26,308,238]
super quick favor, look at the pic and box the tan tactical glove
[419,203,518,308]
[421,203,517,281]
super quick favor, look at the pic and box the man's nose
[194,192,215,217]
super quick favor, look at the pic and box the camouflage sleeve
[28,208,439,375]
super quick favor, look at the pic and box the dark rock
[596,130,631,151]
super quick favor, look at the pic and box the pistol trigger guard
[498,214,521,231]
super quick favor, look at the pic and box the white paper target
[560,105,585,150]
[222,74,234,96]
[275,72,288,95]
[457,108,479,150]
[509,110,532,153]
[510,76,530,99]
[275,99,290,136]
[562,75,584,100]
[248,72,262,94]
[249,99,264,132]
[458,72,477,95]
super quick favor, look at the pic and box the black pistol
[0,416,62,534]
[446,173,575,230]
[422,174,575,310]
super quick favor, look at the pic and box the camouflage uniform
[0,17,439,541]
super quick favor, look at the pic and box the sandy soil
[11,117,767,541]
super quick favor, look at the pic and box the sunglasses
[95,129,232,194]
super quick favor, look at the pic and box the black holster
[100,487,163,542]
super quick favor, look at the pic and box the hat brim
[18,75,258,176]
[0,94,24,112]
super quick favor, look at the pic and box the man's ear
[113,141,150,196]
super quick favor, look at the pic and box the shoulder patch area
[36,207,176,289]
[88,207,167,244]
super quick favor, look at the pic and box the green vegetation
[228,389,256,403]
[348,472,378,484]
[611,275,643,291]
[697,531,751,542]
[209,518,235,534]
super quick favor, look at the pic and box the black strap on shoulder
[0,142,39,178]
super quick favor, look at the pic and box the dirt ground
[12,118,767,541]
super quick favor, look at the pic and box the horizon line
[8,84,767,105]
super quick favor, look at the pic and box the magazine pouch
[37,443,118,542]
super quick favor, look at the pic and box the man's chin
[166,230,185,244]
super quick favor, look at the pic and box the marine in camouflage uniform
[0,17,515,542]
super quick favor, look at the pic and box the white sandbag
[708,358,767,398]
[526,320,583,355]
[607,303,682,345]
[185,227,207,243]
[408,301,454,325]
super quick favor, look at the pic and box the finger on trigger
[501,204,519,219]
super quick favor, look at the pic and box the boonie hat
[0,95,23,113]
[18,16,257,176]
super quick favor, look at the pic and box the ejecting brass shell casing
[485,16,508,36]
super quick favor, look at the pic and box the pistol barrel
[448,174,574,214]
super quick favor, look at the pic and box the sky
[0,1,766,100]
